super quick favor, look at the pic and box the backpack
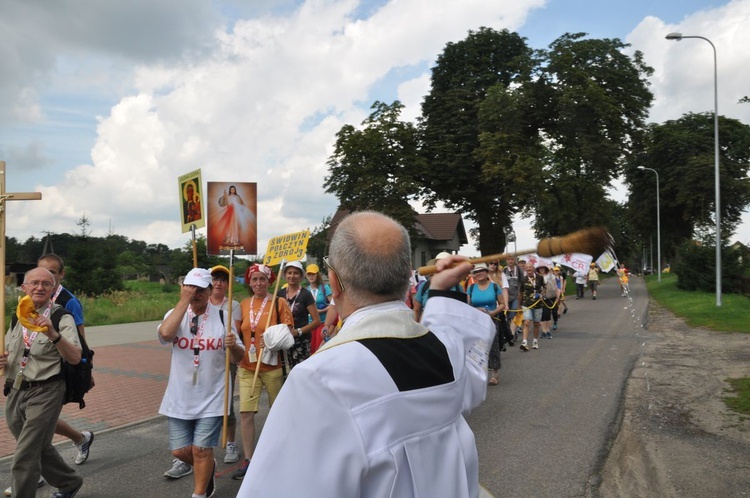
[12,307,94,409]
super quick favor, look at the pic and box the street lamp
[666,32,721,306]
[638,166,661,282]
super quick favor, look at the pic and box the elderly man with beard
[1,267,84,498]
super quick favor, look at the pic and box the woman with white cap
[279,261,321,368]
[466,263,507,385]
[157,268,245,498]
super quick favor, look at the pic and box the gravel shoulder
[595,300,750,497]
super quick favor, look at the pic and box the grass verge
[644,273,750,333]
[645,272,750,418]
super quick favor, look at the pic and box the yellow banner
[263,230,310,266]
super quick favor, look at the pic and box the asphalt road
[1,277,647,497]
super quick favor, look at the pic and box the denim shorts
[168,416,222,450]
[523,306,543,323]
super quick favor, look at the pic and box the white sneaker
[224,442,240,463]
[532,339,539,349]
[4,477,45,496]
[164,458,193,479]
[74,430,95,465]
[519,340,528,352]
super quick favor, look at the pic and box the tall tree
[529,33,654,236]
[626,112,750,259]
[324,101,423,234]
[420,28,533,254]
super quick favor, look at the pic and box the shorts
[589,280,598,291]
[238,366,284,413]
[523,307,542,323]
[168,416,222,450]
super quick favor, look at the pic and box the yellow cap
[306,264,320,274]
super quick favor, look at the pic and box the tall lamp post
[666,32,721,306]
[638,166,661,282]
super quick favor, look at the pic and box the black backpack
[12,307,94,409]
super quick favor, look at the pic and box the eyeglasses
[190,315,199,335]
[24,280,55,289]
[322,256,344,291]
[489,262,498,266]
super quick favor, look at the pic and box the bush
[673,241,745,293]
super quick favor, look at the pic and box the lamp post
[638,166,661,282]
[666,32,721,306]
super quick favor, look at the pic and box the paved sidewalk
[0,321,170,459]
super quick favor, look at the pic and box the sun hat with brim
[427,251,452,267]
[472,263,490,273]
[306,263,320,274]
[184,268,212,288]
[536,262,550,272]
[284,261,305,275]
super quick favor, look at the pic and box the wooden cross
[1,160,43,374]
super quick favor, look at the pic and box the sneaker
[552,323,558,330]
[593,296,597,300]
[4,478,45,496]
[519,340,528,352]
[224,442,240,463]
[50,478,83,498]
[206,459,217,497]
[232,459,250,480]
[547,331,553,339]
[74,431,94,465]
[164,458,193,479]
[563,307,568,315]
[532,339,539,349]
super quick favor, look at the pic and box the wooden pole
[0,161,42,376]
[221,250,234,448]
[250,260,285,393]
[191,224,198,268]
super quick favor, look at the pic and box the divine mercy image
[206,181,257,255]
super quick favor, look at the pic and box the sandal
[488,377,498,386]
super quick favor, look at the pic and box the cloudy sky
[1,0,748,258]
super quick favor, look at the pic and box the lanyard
[20,304,53,371]
[187,307,209,384]
[248,295,270,333]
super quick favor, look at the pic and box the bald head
[329,211,411,305]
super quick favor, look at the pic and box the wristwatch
[296,328,302,337]
[51,334,62,345]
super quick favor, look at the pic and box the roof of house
[328,208,467,244]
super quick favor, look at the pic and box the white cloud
[5,0,750,259]
[7,0,547,252]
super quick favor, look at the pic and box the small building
[328,209,468,269]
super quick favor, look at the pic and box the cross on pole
[1,160,43,375]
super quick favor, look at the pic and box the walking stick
[418,227,612,276]
[190,224,198,268]
[221,250,235,448]
[250,259,286,393]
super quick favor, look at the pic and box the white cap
[284,261,305,275]
[184,268,212,288]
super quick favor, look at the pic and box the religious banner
[595,251,617,273]
[515,253,553,269]
[555,252,594,273]
[263,230,310,266]
[206,182,258,255]
[178,169,205,233]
